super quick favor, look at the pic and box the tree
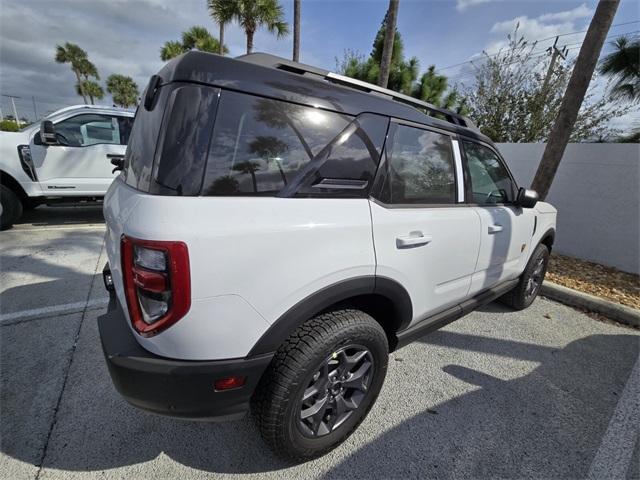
[55,43,93,104]
[106,74,140,108]
[214,0,289,55]
[160,40,185,61]
[378,0,399,88]
[160,26,227,61]
[461,28,625,143]
[599,35,639,103]
[76,80,104,105]
[208,0,231,55]
[338,21,464,111]
[531,0,620,199]
[338,25,418,95]
[293,0,301,61]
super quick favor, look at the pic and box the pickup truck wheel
[501,243,550,310]
[252,309,388,461]
[0,185,23,230]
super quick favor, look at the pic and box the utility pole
[531,0,620,199]
[542,37,568,93]
[2,94,21,127]
[32,96,38,121]
[529,37,568,139]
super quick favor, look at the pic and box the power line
[435,20,639,73]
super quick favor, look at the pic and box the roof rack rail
[237,53,477,131]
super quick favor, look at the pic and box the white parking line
[587,355,640,480]
[0,298,109,325]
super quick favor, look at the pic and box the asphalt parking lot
[1,206,639,480]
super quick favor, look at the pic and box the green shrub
[0,120,21,132]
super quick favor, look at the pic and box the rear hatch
[103,79,220,320]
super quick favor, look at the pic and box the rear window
[122,85,170,192]
[201,91,387,197]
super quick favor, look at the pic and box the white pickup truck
[0,104,134,229]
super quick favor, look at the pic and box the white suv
[0,105,134,229]
[98,52,557,460]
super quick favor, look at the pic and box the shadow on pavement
[13,205,104,228]
[2,303,637,477]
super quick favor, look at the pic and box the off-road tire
[252,309,389,462]
[0,185,22,230]
[501,243,550,310]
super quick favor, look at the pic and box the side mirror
[517,187,539,208]
[39,120,58,145]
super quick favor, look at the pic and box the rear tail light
[121,235,191,337]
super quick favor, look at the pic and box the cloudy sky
[0,0,638,122]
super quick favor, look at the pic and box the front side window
[377,124,456,205]
[463,141,515,204]
[54,114,121,147]
[201,91,386,197]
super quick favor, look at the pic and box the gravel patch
[547,254,639,310]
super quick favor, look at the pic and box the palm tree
[160,41,185,61]
[378,0,399,88]
[293,0,301,61]
[75,80,104,105]
[55,43,91,104]
[599,36,639,103]
[232,161,261,192]
[208,0,232,55]
[106,74,140,108]
[216,0,289,55]
[160,26,227,61]
[531,0,620,200]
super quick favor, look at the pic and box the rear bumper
[97,295,273,421]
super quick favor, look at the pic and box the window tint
[150,85,219,196]
[202,91,386,197]
[117,116,134,145]
[54,114,121,147]
[378,124,456,204]
[123,84,171,192]
[463,141,515,204]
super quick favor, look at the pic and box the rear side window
[376,124,456,205]
[201,91,387,197]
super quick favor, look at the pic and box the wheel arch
[0,170,28,199]
[539,228,555,252]
[247,276,413,356]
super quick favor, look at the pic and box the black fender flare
[247,276,412,356]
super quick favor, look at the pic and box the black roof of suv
[156,51,490,144]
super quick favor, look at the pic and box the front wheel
[252,309,389,461]
[0,185,23,230]
[501,243,550,310]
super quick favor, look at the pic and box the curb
[541,282,640,328]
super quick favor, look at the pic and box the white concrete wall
[497,143,640,274]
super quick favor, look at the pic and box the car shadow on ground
[2,299,638,477]
[13,205,104,228]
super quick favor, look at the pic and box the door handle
[488,224,504,234]
[396,232,432,249]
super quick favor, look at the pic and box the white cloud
[456,0,496,12]
[485,3,594,54]
[538,3,593,23]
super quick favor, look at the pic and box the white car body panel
[104,178,376,360]
[369,200,482,324]
[0,105,133,198]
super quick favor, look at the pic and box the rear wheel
[252,309,388,461]
[0,185,23,230]
[501,243,550,310]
